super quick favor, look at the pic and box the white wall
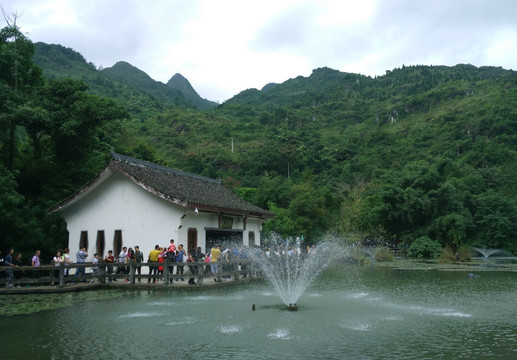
[63,173,183,260]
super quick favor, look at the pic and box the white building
[50,152,274,259]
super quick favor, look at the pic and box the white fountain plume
[473,247,502,259]
[249,235,344,307]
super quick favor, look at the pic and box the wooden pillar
[59,262,65,287]
[99,262,106,284]
[233,260,240,280]
[165,260,172,285]
[129,261,135,284]
[197,263,203,285]
[216,261,222,282]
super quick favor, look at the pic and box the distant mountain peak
[261,83,278,91]
[167,73,218,110]
[105,61,154,81]
[167,73,194,91]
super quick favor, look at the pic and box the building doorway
[187,228,198,254]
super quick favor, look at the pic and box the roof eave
[48,164,115,214]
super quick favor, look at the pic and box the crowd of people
[2,239,257,288]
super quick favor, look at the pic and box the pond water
[1,265,516,359]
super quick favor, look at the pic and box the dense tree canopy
[0,23,128,259]
[2,26,517,259]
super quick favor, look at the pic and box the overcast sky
[2,0,517,102]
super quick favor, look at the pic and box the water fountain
[248,235,344,310]
[473,247,502,259]
[361,247,376,259]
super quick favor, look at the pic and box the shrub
[439,246,456,263]
[347,246,371,265]
[408,236,442,258]
[456,246,473,262]
[374,246,394,262]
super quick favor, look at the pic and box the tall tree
[0,11,44,169]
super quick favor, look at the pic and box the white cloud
[2,0,517,102]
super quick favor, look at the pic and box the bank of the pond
[0,276,263,295]
[377,257,517,272]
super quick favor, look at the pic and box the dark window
[113,230,122,255]
[220,216,233,229]
[79,231,88,251]
[249,231,256,246]
[96,230,105,256]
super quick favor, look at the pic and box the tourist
[116,247,128,276]
[62,248,72,277]
[74,247,88,284]
[91,253,101,282]
[166,239,176,279]
[187,254,196,285]
[220,247,230,276]
[125,248,135,282]
[221,247,234,278]
[104,250,115,282]
[210,245,221,282]
[13,253,22,287]
[231,247,240,271]
[134,246,144,282]
[239,247,248,278]
[176,244,186,281]
[194,246,205,262]
[31,250,41,279]
[4,248,14,288]
[188,247,205,285]
[167,239,176,256]
[127,247,135,261]
[288,246,295,257]
[51,249,63,286]
[147,245,161,283]
[157,247,166,281]
[167,239,176,255]
[194,246,205,267]
[204,252,211,274]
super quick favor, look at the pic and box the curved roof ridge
[111,151,221,185]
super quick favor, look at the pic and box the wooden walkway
[0,260,258,294]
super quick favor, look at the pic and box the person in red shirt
[105,250,115,283]
[166,239,177,283]
[157,248,166,280]
[167,239,176,255]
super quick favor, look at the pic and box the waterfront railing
[0,259,258,288]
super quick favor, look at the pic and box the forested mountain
[127,64,517,254]
[2,30,517,260]
[167,73,218,110]
[32,43,216,118]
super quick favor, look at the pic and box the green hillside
[2,30,517,258]
[32,43,216,119]
[123,65,517,252]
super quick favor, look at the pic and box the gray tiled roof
[110,152,274,218]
